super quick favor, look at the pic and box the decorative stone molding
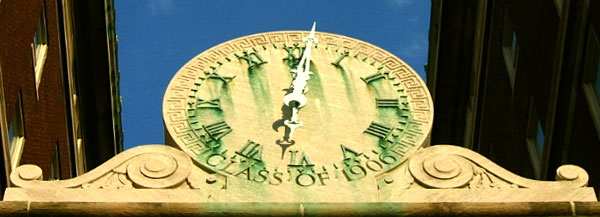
[4,144,596,202]
[405,145,588,189]
[9,145,225,190]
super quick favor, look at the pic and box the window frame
[502,6,519,91]
[526,95,545,180]
[5,92,25,171]
[49,142,61,180]
[554,0,564,17]
[582,26,600,138]
[31,3,48,93]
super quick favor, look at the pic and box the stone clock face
[163,30,432,187]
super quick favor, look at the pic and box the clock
[163,24,433,188]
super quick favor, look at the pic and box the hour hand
[284,119,303,140]
[284,106,303,140]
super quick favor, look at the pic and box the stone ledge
[0,201,600,216]
[5,145,596,203]
[4,187,597,203]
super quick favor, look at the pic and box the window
[49,143,60,180]
[554,0,564,17]
[526,96,544,179]
[595,58,600,102]
[31,5,48,90]
[535,121,545,157]
[502,7,519,90]
[7,93,25,170]
[583,27,600,136]
[510,32,518,55]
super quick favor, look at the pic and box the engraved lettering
[220,156,237,175]
[343,164,367,181]
[379,152,398,164]
[206,153,226,167]
[316,166,330,186]
[253,169,269,183]
[234,166,251,180]
[296,173,316,187]
[366,159,383,172]
[269,168,284,186]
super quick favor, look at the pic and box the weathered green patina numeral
[361,72,385,84]
[341,145,362,165]
[289,151,314,166]
[202,121,232,141]
[196,98,221,109]
[204,69,236,84]
[363,121,392,139]
[236,140,263,161]
[331,50,350,67]
[283,43,304,65]
[376,98,399,107]
[236,50,268,69]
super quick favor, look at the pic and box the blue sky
[115,0,431,149]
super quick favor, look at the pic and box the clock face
[163,30,432,187]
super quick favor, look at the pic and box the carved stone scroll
[4,144,596,202]
[406,145,589,189]
[9,145,225,190]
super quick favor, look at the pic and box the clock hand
[282,22,318,140]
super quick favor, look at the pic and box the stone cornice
[3,144,596,203]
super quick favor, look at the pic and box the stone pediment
[3,144,595,203]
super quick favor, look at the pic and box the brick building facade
[428,0,600,194]
[0,0,122,196]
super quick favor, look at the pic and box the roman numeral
[289,151,314,166]
[203,67,236,84]
[376,98,399,107]
[341,145,362,165]
[236,50,268,69]
[331,50,350,67]
[363,122,392,139]
[206,72,236,83]
[202,121,232,141]
[236,140,263,161]
[283,43,303,62]
[196,98,221,109]
[361,72,385,84]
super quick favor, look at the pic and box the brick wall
[0,0,72,180]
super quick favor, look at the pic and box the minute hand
[283,22,318,140]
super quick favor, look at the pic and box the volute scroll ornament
[8,145,222,190]
[407,145,590,189]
